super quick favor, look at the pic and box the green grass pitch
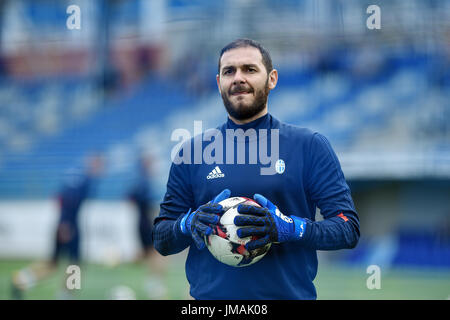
[0,256,448,300]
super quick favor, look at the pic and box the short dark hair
[218,38,273,74]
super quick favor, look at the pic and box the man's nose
[232,69,246,85]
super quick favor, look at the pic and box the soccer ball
[205,196,271,267]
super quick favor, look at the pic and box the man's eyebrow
[221,65,235,71]
[242,64,259,68]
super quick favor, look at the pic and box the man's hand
[234,194,306,250]
[180,189,231,249]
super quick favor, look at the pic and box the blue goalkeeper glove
[180,189,231,250]
[234,193,307,250]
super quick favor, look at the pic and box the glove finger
[194,221,213,237]
[197,212,220,225]
[199,203,224,214]
[237,204,267,216]
[245,235,271,251]
[234,214,266,226]
[253,194,277,212]
[211,189,231,204]
[237,226,270,238]
[192,229,207,250]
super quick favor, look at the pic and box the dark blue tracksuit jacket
[153,113,360,299]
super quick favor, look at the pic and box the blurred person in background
[126,154,168,299]
[11,154,105,299]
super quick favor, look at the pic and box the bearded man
[153,39,360,300]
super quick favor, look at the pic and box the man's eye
[247,68,256,72]
[223,69,232,75]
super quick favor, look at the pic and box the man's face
[217,46,277,122]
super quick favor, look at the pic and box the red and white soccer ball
[204,196,271,267]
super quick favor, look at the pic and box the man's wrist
[292,216,307,240]
[180,211,189,235]
[178,209,192,236]
[174,213,192,241]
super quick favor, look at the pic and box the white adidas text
[207,166,225,179]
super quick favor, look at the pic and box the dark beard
[221,80,269,121]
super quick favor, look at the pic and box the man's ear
[268,69,278,90]
[216,74,222,94]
